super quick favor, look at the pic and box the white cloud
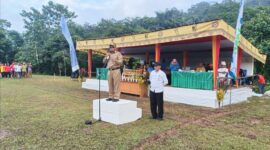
[0,0,223,32]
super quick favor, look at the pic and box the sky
[0,0,223,32]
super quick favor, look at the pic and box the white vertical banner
[230,0,245,79]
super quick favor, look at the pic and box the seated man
[205,64,213,72]
[169,59,180,72]
[147,61,155,73]
[218,61,230,87]
[161,59,167,70]
[196,63,206,72]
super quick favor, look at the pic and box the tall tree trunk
[58,64,61,76]
[35,43,40,72]
[63,51,67,76]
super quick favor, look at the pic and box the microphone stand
[85,58,108,125]
[98,68,102,121]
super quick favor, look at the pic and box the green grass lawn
[0,75,270,150]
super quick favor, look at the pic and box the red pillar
[236,47,243,87]
[237,47,243,77]
[88,49,92,78]
[155,44,161,62]
[212,36,221,90]
[183,51,189,68]
[145,51,149,64]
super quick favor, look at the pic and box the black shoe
[149,116,157,120]
[106,98,113,101]
[112,99,119,102]
[157,118,163,121]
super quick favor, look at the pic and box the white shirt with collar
[218,67,228,78]
[150,70,168,93]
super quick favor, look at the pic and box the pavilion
[76,19,266,108]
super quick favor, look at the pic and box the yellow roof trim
[76,19,266,64]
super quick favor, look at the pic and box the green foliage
[18,1,77,74]
[242,7,270,80]
[1,0,270,77]
[246,0,270,6]
[0,19,22,64]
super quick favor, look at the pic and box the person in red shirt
[257,74,266,94]
[4,63,11,78]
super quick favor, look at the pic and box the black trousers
[5,72,10,78]
[2,72,7,78]
[150,91,164,119]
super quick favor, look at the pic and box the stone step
[93,99,142,125]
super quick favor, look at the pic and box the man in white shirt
[15,63,22,78]
[218,61,230,87]
[218,61,228,78]
[149,62,168,120]
[14,63,18,78]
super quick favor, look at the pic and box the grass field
[0,75,270,150]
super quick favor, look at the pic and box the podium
[93,99,142,125]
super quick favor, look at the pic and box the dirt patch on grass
[245,131,257,140]
[133,109,247,150]
[249,118,261,125]
[0,129,12,140]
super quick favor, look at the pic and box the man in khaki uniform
[103,44,123,102]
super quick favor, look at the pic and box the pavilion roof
[76,19,266,64]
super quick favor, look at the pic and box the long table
[97,68,214,90]
[171,71,213,90]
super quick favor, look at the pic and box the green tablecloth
[96,68,108,80]
[171,71,213,90]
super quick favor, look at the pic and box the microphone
[103,55,110,68]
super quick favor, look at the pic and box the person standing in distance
[257,74,266,94]
[149,62,168,120]
[103,43,123,102]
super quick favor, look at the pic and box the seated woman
[196,63,206,72]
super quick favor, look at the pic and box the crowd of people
[0,62,32,79]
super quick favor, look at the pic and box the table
[171,71,213,90]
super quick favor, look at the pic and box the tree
[0,19,12,63]
[155,8,186,29]
[0,19,22,64]
[19,1,77,74]
[6,0,268,78]
[246,0,270,6]
[243,7,270,79]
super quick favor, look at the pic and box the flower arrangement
[121,69,147,85]
[216,88,225,108]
